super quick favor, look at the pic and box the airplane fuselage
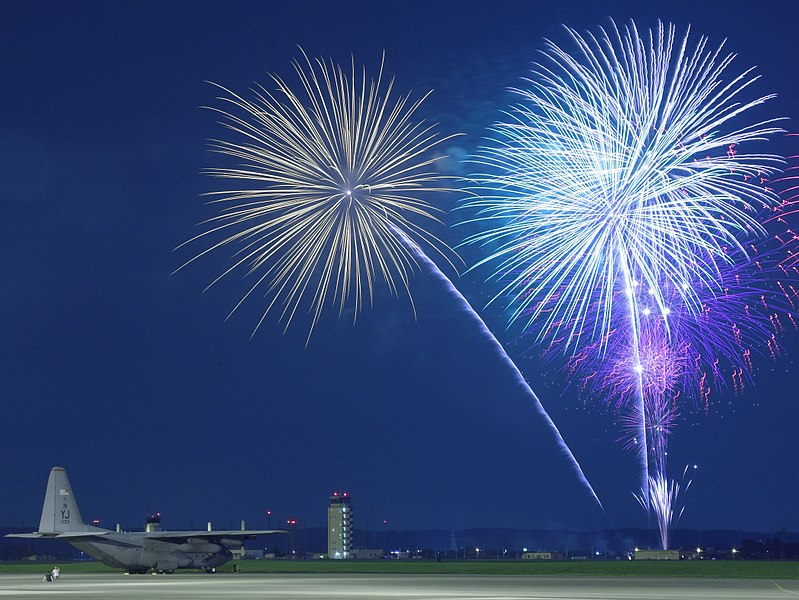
[68,531,234,573]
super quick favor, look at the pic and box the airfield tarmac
[1,573,798,600]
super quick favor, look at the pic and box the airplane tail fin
[38,467,87,533]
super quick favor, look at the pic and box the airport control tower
[327,491,352,559]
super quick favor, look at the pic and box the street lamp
[287,519,297,559]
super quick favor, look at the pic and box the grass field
[1,559,798,578]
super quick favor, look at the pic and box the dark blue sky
[2,1,799,535]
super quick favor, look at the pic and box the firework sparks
[462,19,788,532]
[179,50,604,508]
[464,20,784,350]
[635,466,694,550]
[398,227,603,510]
[179,50,458,340]
[568,255,796,443]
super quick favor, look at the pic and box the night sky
[3,0,799,536]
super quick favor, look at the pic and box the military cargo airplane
[6,466,285,573]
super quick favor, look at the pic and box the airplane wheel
[203,567,216,574]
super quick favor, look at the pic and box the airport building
[634,549,680,560]
[327,491,352,559]
[521,551,565,560]
[144,513,162,533]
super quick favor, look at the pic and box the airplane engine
[186,537,213,545]
[178,541,223,553]
[217,538,246,548]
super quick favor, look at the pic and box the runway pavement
[0,573,797,599]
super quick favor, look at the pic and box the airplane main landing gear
[202,567,216,574]
[125,568,148,575]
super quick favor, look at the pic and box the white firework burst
[180,50,458,339]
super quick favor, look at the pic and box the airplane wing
[6,530,112,540]
[146,529,286,542]
[55,531,112,539]
[61,533,141,548]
